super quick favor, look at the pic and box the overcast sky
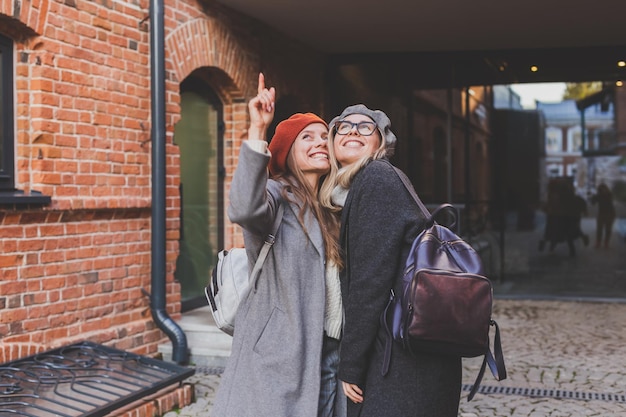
[510,82,567,109]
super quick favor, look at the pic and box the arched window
[174,73,225,311]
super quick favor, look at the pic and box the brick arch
[0,0,50,39]
[165,17,258,103]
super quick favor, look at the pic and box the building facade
[0,0,327,362]
[536,99,615,196]
[1,0,495,375]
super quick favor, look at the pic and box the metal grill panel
[463,384,626,403]
[0,341,194,417]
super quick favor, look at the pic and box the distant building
[493,85,524,110]
[536,99,615,196]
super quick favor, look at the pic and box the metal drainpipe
[149,0,189,365]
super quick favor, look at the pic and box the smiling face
[332,114,382,167]
[286,122,330,186]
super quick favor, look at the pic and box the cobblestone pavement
[164,298,626,417]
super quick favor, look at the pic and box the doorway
[487,82,626,299]
[174,74,224,311]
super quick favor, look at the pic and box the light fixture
[618,61,626,67]
[617,80,624,87]
[530,65,538,72]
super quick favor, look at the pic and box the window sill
[0,190,52,206]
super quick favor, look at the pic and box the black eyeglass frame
[333,120,378,136]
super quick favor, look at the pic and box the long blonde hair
[274,150,343,268]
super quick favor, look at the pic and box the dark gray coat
[338,160,461,417]
[212,142,327,417]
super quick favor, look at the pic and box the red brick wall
[107,383,193,417]
[0,0,326,362]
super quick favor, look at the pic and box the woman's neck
[303,173,321,192]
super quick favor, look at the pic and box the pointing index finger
[258,72,265,94]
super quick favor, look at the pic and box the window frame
[0,33,15,191]
[545,126,563,154]
[0,34,49,205]
[567,125,583,154]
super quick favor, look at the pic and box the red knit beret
[268,113,328,176]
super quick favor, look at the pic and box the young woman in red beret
[212,74,345,417]
[320,105,461,417]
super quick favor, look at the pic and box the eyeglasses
[334,120,377,136]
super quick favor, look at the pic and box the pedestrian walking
[590,183,616,249]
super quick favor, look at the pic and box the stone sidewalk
[164,298,626,417]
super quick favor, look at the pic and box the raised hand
[248,73,275,140]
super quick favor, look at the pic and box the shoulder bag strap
[250,203,285,291]
[467,320,507,401]
[382,160,431,218]
[380,160,432,376]
[385,160,459,231]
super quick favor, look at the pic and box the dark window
[0,34,15,191]
[0,34,49,204]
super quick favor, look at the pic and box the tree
[562,82,603,100]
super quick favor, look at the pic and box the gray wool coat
[211,142,327,417]
[338,159,461,417]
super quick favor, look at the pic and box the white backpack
[205,205,284,336]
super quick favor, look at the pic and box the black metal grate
[463,384,626,403]
[0,341,195,417]
[194,366,224,376]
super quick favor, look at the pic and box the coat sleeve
[228,141,281,237]
[338,161,422,385]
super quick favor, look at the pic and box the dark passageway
[211,0,626,300]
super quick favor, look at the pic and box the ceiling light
[530,65,538,72]
[617,80,624,87]
[618,61,626,67]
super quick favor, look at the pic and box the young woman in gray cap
[320,105,461,416]
[212,74,345,417]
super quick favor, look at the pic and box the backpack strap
[250,204,285,291]
[385,160,459,231]
[467,320,507,401]
[381,290,395,376]
[382,160,431,218]
[381,160,439,376]
[380,160,429,377]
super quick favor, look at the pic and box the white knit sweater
[324,262,343,339]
